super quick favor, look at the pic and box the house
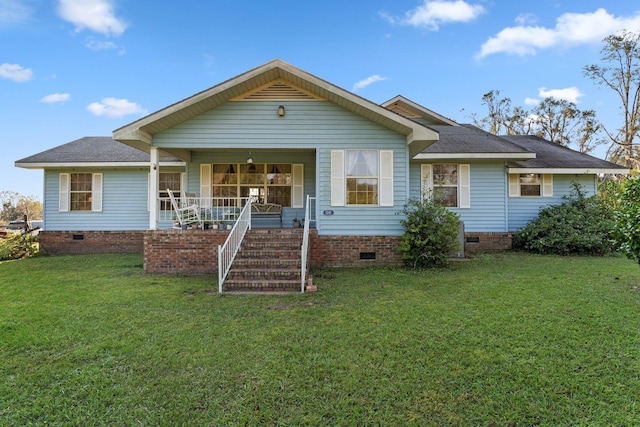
[16,59,628,288]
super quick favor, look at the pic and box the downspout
[149,147,159,230]
[504,163,509,232]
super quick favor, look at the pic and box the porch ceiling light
[278,105,285,117]
[246,153,253,164]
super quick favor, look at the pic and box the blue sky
[2,0,640,201]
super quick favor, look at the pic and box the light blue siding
[508,174,597,231]
[156,100,409,236]
[44,169,151,231]
[409,162,509,232]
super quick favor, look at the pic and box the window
[346,150,378,205]
[59,172,102,212]
[208,163,300,207]
[421,164,470,209]
[433,164,458,207]
[330,150,394,207]
[159,172,183,210]
[520,174,541,196]
[509,174,553,197]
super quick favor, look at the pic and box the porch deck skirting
[39,230,514,274]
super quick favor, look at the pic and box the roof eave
[15,161,186,170]
[414,152,536,161]
[508,167,630,174]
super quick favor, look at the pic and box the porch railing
[158,196,245,227]
[218,199,252,293]
[300,195,316,292]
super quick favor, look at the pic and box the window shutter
[200,164,212,208]
[459,164,470,208]
[379,150,394,207]
[59,173,70,212]
[292,164,304,208]
[181,173,187,196]
[331,150,345,206]
[91,173,103,212]
[542,174,553,197]
[420,164,433,199]
[508,174,520,197]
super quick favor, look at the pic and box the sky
[2,0,640,201]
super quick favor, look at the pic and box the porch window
[509,174,553,197]
[159,172,182,211]
[59,172,102,212]
[210,163,294,207]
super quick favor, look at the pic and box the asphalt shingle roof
[422,124,533,154]
[501,135,627,170]
[16,137,179,164]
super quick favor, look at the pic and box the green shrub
[513,183,616,255]
[398,194,460,268]
[614,175,640,264]
[0,232,39,261]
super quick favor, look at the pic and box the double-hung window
[509,174,553,197]
[330,149,394,207]
[421,163,470,208]
[59,172,103,212]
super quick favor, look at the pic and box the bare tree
[583,30,640,167]
[529,98,604,154]
[473,91,603,153]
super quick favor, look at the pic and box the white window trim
[59,172,103,212]
[509,173,553,197]
[421,163,470,208]
[331,149,394,207]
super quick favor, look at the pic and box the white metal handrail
[300,195,316,292]
[218,199,252,293]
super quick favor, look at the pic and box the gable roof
[502,135,628,174]
[15,137,183,169]
[113,59,439,157]
[414,124,536,160]
[381,96,458,126]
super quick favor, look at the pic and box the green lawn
[1,253,639,425]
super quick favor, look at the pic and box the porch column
[149,147,159,230]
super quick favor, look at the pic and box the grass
[1,253,639,425]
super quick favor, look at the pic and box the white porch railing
[158,196,245,227]
[300,195,316,292]
[218,199,252,293]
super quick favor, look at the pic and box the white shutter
[459,164,470,208]
[200,164,212,208]
[542,174,553,197]
[330,150,345,206]
[181,173,187,196]
[91,173,103,212]
[59,173,70,212]
[379,150,394,207]
[292,164,304,208]
[420,164,433,200]
[508,174,520,197]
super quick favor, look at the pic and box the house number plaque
[323,210,334,216]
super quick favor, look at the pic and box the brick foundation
[463,232,513,254]
[143,229,228,275]
[309,232,403,267]
[39,231,144,255]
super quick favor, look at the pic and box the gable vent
[234,80,324,101]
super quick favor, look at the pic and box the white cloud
[0,0,33,25]
[0,63,33,82]
[478,8,640,58]
[538,86,583,103]
[87,97,146,118]
[385,0,485,31]
[86,38,117,50]
[40,93,71,104]
[58,0,127,37]
[515,13,538,26]
[524,97,540,106]
[352,75,388,92]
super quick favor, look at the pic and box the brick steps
[223,228,304,292]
